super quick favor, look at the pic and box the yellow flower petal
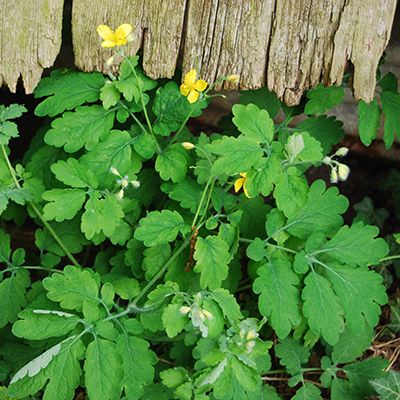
[240,172,247,178]
[97,25,114,40]
[180,83,191,97]
[115,37,127,46]
[101,40,116,48]
[187,89,199,103]
[194,79,208,92]
[243,181,251,198]
[115,23,133,40]
[184,69,197,86]
[234,178,244,193]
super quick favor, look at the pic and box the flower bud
[337,163,350,181]
[227,74,240,83]
[198,310,206,321]
[130,180,140,189]
[181,142,195,150]
[201,310,214,320]
[120,178,129,188]
[110,166,120,176]
[322,156,331,164]
[116,189,124,200]
[245,340,256,353]
[106,56,115,67]
[179,306,191,315]
[330,168,338,184]
[246,329,257,341]
[335,147,349,157]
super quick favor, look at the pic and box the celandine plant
[0,23,398,400]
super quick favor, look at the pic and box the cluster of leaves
[0,54,399,400]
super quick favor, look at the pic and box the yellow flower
[227,74,240,83]
[97,23,133,48]
[234,173,250,198]
[180,69,208,103]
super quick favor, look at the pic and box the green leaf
[80,130,137,188]
[232,104,274,143]
[51,158,98,188]
[296,116,344,154]
[286,180,348,239]
[153,82,207,136]
[319,222,389,266]
[13,309,80,340]
[84,338,123,400]
[193,236,231,290]
[246,238,267,262]
[304,84,345,115]
[208,136,264,176]
[45,105,115,153]
[9,337,85,400]
[34,70,104,117]
[162,303,188,337]
[331,321,373,364]
[381,91,400,148]
[155,144,188,183]
[287,132,323,162]
[161,179,203,213]
[142,244,171,280]
[302,271,344,345]
[344,357,388,398]
[371,370,400,400]
[42,189,86,222]
[134,210,187,247]
[275,337,310,375]
[274,173,309,218]
[239,88,281,118]
[253,253,301,338]
[325,263,387,331]
[292,382,322,400]
[43,266,100,312]
[0,104,27,145]
[100,81,121,109]
[0,270,30,328]
[210,288,243,322]
[81,192,124,240]
[358,99,381,146]
[116,334,157,400]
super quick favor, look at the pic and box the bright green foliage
[135,210,187,246]
[381,91,400,148]
[45,105,115,153]
[358,99,381,146]
[275,337,310,375]
[232,104,274,143]
[0,54,395,400]
[193,236,231,290]
[208,136,264,176]
[304,84,345,115]
[286,180,348,238]
[34,70,105,117]
[253,254,301,338]
[0,104,27,145]
[371,370,400,399]
[43,266,100,311]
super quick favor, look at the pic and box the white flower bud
[335,147,349,157]
[330,168,338,184]
[110,166,120,176]
[198,310,206,321]
[201,310,214,320]
[181,142,195,150]
[246,340,256,353]
[130,180,140,188]
[239,329,246,339]
[116,189,124,200]
[227,74,240,83]
[338,163,350,182]
[120,178,129,188]
[126,33,135,43]
[179,306,191,315]
[246,329,257,341]
[322,156,331,164]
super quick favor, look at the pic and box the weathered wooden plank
[72,0,397,105]
[0,0,64,93]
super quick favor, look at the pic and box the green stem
[169,103,198,147]
[1,145,81,268]
[380,255,400,263]
[132,238,191,306]
[123,56,161,154]
[197,179,215,227]
[191,177,213,228]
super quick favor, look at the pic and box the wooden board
[0,0,64,93]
